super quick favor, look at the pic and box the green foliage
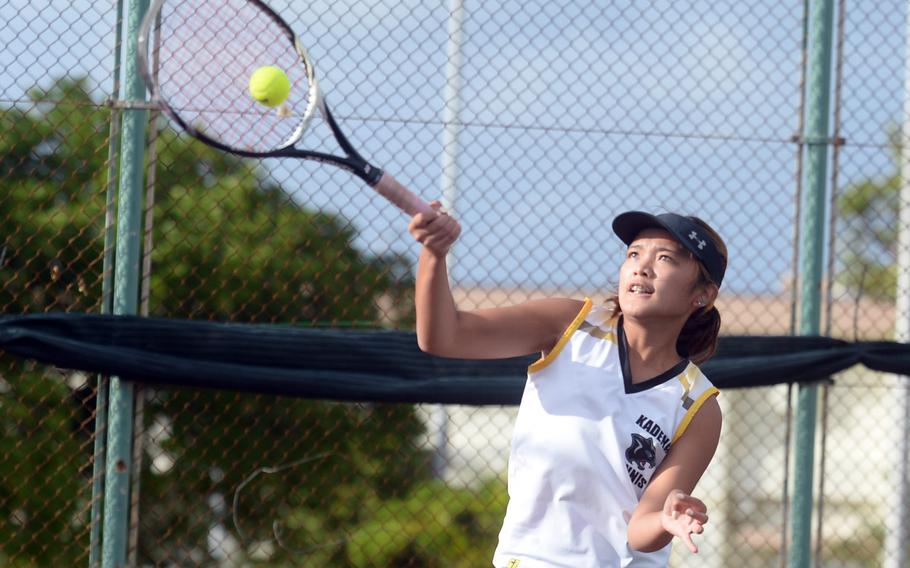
[141,102,411,324]
[345,477,508,568]
[138,394,434,566]
[0,78,111,566]
[836,127,903,300]
[0,361,93,567]
[0,78,110,314]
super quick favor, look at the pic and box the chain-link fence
[1,0,909,566]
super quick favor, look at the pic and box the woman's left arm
[627,395,723,553]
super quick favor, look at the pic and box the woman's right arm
[409,205,582,360]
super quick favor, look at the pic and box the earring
[696,299,706,307]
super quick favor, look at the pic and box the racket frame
[136,0,383,186]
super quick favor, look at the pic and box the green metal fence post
[101,0,149,565]
[90,1,126,565]
[790,0,836,566]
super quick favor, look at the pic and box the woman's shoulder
[585,298,620,328]
[520,297,618,338]
[684,361,717,389]
[520,297,589,323]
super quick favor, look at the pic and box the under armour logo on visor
[688,230,707,250]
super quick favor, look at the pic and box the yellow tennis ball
[248,66,291,108]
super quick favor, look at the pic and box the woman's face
[618,228,705,321]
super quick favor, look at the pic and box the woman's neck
[621,315,686,382]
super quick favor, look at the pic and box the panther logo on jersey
[625,433,657,471]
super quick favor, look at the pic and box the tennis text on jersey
[626,464,649,488]
[634,414,671,452]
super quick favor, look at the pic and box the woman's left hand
[660,489,709,553]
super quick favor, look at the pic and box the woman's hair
[606,216,727,365]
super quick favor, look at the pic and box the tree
[0,77,113,567]
[0,77,431,567]
[837,127,902,300]
[345,477,508,568]
[144,122,414,325]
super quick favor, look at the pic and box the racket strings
[152,0,315,153]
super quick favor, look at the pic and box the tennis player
[408,204,726,567]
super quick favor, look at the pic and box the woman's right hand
[408,200,461,257]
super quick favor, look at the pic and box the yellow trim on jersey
[671,386,720,444]
[528,298,594,374]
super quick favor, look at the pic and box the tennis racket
[136,0,432,217]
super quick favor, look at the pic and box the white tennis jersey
[492,299,719,568]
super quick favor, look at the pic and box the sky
[1,0,907,296]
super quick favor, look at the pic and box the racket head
[136,0,321,157]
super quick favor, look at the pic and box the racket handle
[373,172,434,217]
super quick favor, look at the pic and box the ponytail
[676,304,721,364]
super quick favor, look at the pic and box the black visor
[612,211,725,287]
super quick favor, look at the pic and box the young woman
[408,204,726,567]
